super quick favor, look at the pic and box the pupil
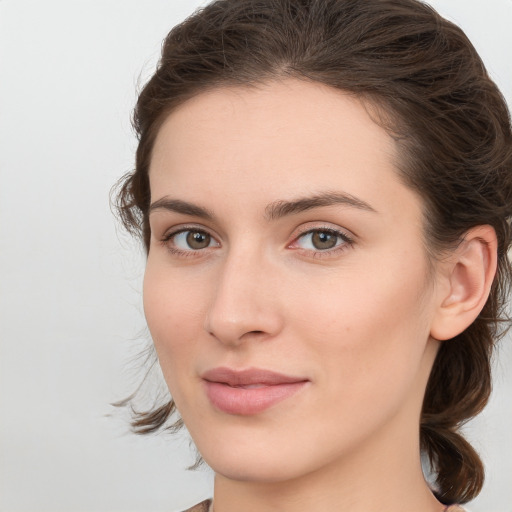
[187,231,210,249]
[312,231,337,250]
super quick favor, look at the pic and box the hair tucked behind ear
[114,0,512,503]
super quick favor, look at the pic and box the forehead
[149,78,421,226]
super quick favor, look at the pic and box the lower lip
[204,381,308,415]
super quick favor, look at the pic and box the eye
[292,227,353,255]
[162,228,220,254]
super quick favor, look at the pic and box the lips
[201,367,309,415]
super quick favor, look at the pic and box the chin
[192,425,340,485]
[205,454,307,484]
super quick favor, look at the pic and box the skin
[143,78,494,512]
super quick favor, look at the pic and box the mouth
[201,367,309,415]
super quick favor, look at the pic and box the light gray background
[0,1,511,511]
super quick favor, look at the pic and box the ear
[430,225,498,341]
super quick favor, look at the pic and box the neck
[212,424,443,512]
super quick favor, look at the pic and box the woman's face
[144,79,441,482]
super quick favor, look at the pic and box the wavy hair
[114,0,512,504]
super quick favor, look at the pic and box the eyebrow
[264,191,377,220]
[149,198,215,219]
[149,190,376,221]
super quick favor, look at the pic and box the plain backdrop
[1,1,511,511]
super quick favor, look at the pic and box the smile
[201,367,309,415]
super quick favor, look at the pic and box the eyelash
[160,226,218,259]
[291,226,354,258]
[159,225,354,259]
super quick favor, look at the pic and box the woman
[115,0,512,510]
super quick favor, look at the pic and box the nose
[204,248,284,347]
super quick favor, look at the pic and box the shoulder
[181,499,213,512]
[180,500,469,512]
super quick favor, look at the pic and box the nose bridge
[205,242,282,345]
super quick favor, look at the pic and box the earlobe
[430,225,498,341]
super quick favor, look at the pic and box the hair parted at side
[113,0,512,505]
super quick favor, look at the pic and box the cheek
[288,249,433,401]
[142,261,208,384]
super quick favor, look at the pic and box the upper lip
[201,367,308,386]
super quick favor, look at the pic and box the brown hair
[114,0,512,504]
